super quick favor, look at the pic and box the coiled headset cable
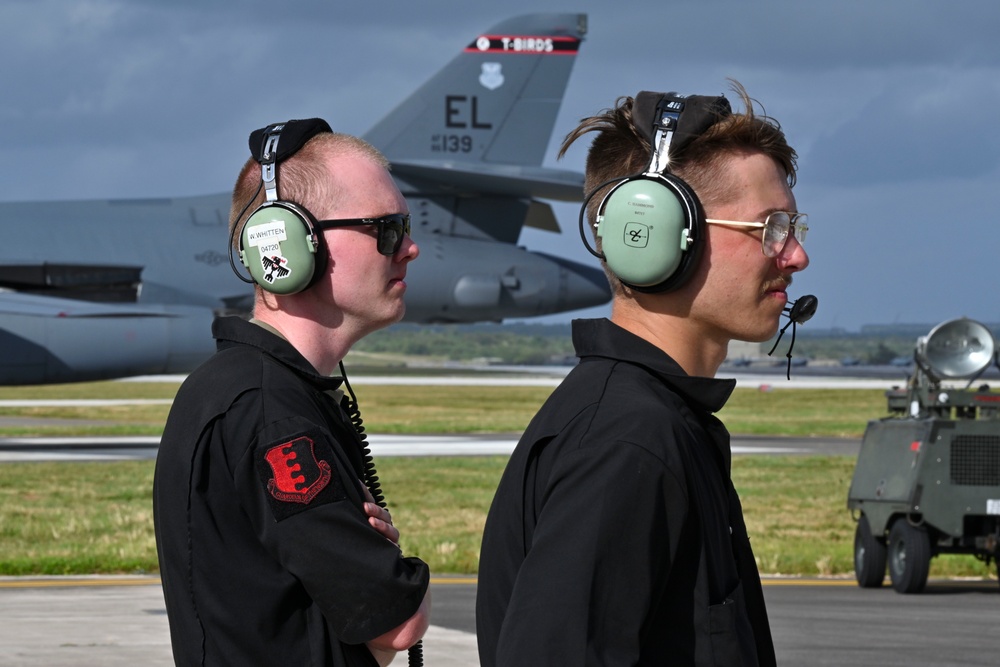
[339,363,423,667]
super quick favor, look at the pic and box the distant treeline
[353,322,576,365]
[352,321,949,366]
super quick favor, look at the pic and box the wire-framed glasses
[705,211,808,258]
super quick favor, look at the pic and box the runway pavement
[0,432,860,462]
[2,575,997,666]
[0,575,479,667]
[107,368,912,390]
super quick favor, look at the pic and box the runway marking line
[0,577,160,588]
[2,575,992,590]
[0,575,478,589]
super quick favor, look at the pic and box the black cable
[767,295,818,380]
[767,318,799,381]
[227,180,265,284]
[339,363,423,667]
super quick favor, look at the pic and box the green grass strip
[0,457,993,580]
[0,384,893,438]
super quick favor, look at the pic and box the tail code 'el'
[364,13,587,168]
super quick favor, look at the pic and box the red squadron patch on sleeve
[256,433,345,521]
[265,436,331,503]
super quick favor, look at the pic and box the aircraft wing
[390,160,585,202]
[0,290,217,385]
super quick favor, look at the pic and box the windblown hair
[229,132,389,248]
[559,80,797,292]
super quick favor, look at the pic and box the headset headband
[248,118,334,201]
[248,118,333,164]
[259,127,282,203]
[632,91,733,172]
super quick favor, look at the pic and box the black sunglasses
[315,213,411,256]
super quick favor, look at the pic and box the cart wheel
[887,519,931,594]
[854,514,886,588]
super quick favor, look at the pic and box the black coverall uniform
[477,318,776,666]
[154,316,428,666]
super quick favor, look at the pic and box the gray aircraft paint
[0,13,609,385]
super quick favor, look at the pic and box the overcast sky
[3,0,998,332]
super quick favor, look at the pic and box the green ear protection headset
[233,119,332,295]
[579,92,731,293]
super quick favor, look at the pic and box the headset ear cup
[596,174,703,292]
[239,202,320,295]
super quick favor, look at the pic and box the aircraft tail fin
[364,13,587,168]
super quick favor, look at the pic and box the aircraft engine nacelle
[0,294,216,385]
[402,236,610,323]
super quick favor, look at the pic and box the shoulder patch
[256,432,345,521]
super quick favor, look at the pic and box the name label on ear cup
[246,220,288,250]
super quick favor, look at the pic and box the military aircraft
[0,13,609,385]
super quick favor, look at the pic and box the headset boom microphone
[768,294,818,379]
[787,294,818,325]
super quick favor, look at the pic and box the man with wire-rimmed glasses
[478,82,809,666]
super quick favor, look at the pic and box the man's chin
[739,322,780,344]
[385,303,407,327]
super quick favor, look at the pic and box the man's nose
[777,234,808,272]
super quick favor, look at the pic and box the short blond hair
[229,132,388,248]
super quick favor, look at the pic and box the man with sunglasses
[154,122,428,667]
[478,83,809,666]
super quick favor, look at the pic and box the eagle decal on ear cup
[261,255,291,283]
